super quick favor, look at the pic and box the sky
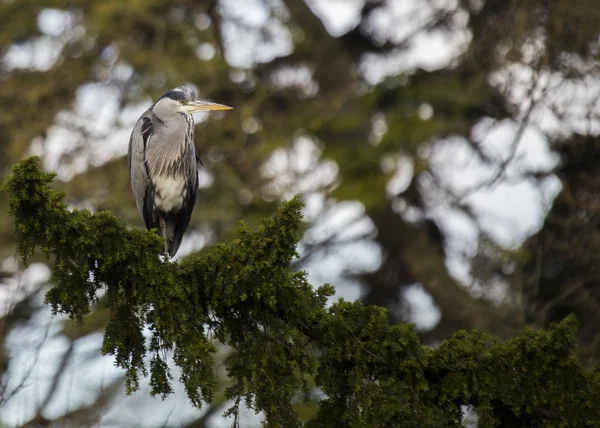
[1,0,594,426]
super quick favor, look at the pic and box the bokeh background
[1,0,599,426]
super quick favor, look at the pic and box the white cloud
[218,0,293,68]
[305,0,364,36]
[491,63,600,138]
[420,118,561,290]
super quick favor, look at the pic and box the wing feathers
[128,115,153,216]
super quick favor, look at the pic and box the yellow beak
[183,100,233,112]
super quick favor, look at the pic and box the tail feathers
[165,218,184,258]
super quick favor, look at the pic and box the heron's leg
[159,216,168,256]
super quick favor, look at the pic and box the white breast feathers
[153,175,187,213]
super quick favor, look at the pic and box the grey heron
[128,86,232,258]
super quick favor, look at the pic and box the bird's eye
[179,100,185,105]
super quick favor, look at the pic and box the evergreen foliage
[4,157,600,427]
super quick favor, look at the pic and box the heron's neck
[147,113,194,178]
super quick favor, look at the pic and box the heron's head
[153,86,232,119]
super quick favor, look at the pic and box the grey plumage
[128,86,232,258]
